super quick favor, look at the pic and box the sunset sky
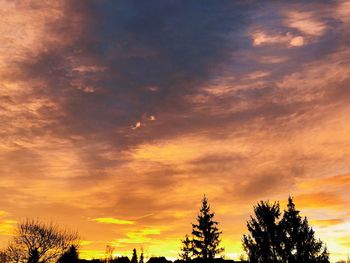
[1,0,350,261]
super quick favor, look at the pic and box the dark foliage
[191,195,224,259]
[58,245,79,263]
[28,248,39,263]
[279,197,329,263]
[131,248,138,263]
[243,201,281,262]
[113,256,131,263]
[147,257,172,263]
[243,197,330,263]
[0,251,7,263]
[179,235,193,261]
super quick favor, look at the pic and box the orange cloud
[335,1,350,24]
[132,121,142,130]
[284,11,327,37]
[251,31,304,47]
[299,174,350,190]
[295,192,345,210]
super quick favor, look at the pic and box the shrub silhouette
[114,256,131,263]
[58,245,79,263]
[147,257,171,263]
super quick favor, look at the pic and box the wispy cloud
[92,218,135,225]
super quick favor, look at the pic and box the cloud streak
[92,218,135,225]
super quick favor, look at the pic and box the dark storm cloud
[13,0,251,152]
[12,0,348,158]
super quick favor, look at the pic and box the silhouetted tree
[28,248,39,263]
[4,219,78,263]
[191,195,224,259]
[114,256,131,263]
[317,247,330,263]
[139,250,144,263]
[179,235,193,261]
[131,249,138,263]
[279,197,329,263]
[243,198,330,263]
[0,251,7,263]
[242,201,281,263]
[58,245,79,263]
[114,257,131,263]
[105,245,115,263]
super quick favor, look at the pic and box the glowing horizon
[1,0,350,261]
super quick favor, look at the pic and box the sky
[0,0,350,261]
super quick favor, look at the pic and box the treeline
[179,196,329,263]
[0,196,347,263]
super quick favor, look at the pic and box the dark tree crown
[243,197,330,263]
[190,195,224,259]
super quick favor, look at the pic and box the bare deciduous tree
[5,219,78,263]
[0,251,7,263]
[105,245,115,263]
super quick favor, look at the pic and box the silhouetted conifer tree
[139,250,144,263]
[243,201,281,263]
[243,198,330,263]
[179,234,193,261]
[191,195,223,259]
[131,249,138,263]
[279,197,329,263]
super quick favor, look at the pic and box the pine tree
[242,201,281,263]
[278,196,302,262]
[191,195,224,259]
[131,248,138,263]
[243,197,330,263]
[139,249,144,263]
[179,235,193,261]
[279,197,329,263]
